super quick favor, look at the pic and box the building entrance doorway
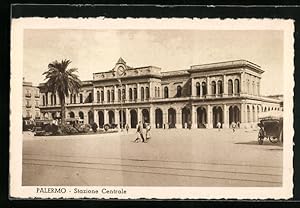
[182,107,191,128]
[119,110,126,128]
[155,108,163,128]
[108,110,115,125]
[142,109,150,127]
[229,106,240,125]
[130,109,137,128]
[98,111,104,128]
[213,106,223,128]
[168,108,176,128]
[88,111,94,125]
[197,107,207,128]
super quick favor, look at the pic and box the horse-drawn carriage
[257,111,283,145]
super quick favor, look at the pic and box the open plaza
[22,128,282,187]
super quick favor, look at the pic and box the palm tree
[43,59,81,125]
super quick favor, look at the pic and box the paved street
[22,128,283,187]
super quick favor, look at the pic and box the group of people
[133,121,151,143]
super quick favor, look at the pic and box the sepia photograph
[10,18,294,199]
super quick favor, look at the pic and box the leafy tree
[43,59,81,125]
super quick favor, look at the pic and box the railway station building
[38,58,282,129]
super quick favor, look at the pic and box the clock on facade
[117,65,126,76]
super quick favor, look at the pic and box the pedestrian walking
[217,122,221,131]
[188,120,192,130]
[146,123,151,140]
[231,122,236,132]
[125,123,129,133]
[133,121,146,143]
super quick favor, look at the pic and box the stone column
[137,83,140,101]
[84,111,88,124]
[104,109,108,125]
[207,104,213,129]
[223,75,227,97]
[223,104,229,128]
[125,85,129,101]
[137,108,141,123]
[94,110,99,127]
[176,108,182,128]
[191,105,197,128]
[103,87,107,103]
[163,108,168,129]
[191,78,196,97]
[125,108,130,128]
[241,72,245,95]
[206,76,211,98]
[150,105,155,128]
[114,109,120,128]
[93,87,97,103]
[114,86,117,103]
[56,93,60,105]
[240,103,246,128]
[149,82,153,99]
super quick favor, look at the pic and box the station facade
[38,58,282,129]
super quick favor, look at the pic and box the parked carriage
[257,111,283,145]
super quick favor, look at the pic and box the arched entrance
[182,107,191,128]
[108,110,115,125]
[213,106,223,128]
[155,108,163,128]
[79,111,84,120]
[168,108,176,128]
[119,110,126,128]
[197,107,207,128]
[88,111,94,125]
[142,109,150,127]
[69,111,75,118]
[98,111,104,128]
[51,112,56,119]
[130,109,137,128]
[229,106,240,124]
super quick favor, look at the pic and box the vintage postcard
[10,18,294,199]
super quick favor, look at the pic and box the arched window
[146,87,150,99]
[141,87,145,101]
[211,81,216,95]
[217,80,223,95]
[234,79,240,94]
[73,94,76,104]
[158,87,160,97]
[107,90,110,102]
[42,95,45,106]
[118,89,121,101]
[129,88,133,101]
[228,79,233,95]
[69,94,72,104]
[50,94,54,105]
[111,90,115,102]
[177,85,182,97]
[247,105,250,122]
[196,82,200,96]
[134,88,137,100]
[164,86,169,98]
[202,82,207,96]
[155,86,157,97]
[80,94,83,103]
[100,91,104,102]
[252,81,255,95]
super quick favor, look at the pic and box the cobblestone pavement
[22,128,283,187]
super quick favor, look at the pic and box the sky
[23,29,283,95]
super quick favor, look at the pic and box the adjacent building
[38,58,282,129]
[23,80,41,120]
